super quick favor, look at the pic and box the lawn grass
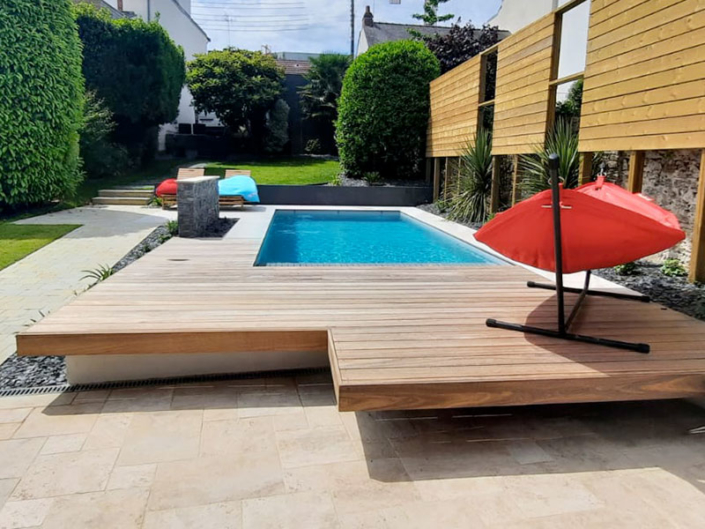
[205,158,340,185]
[0,223,81,271]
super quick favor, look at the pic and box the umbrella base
[486,319,651,354]
[526,281,651,303]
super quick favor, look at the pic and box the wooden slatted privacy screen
[579,0,705,152]
[491,13,556,155]
[426,55,482,157]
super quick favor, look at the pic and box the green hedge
[335,40,440,179]
[0,0,84,210]
[74,4,185,160]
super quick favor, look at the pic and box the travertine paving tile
[82,413,133,450]
[102,388,174,413]
[284,459,421,515]
[149,455,284,511]
[200,417,278,458]
[0,498,53,528]
[11,448,119,500]
[242,491,337,529]
[40,488,148,529]
[0,438,45,480]
[0,394,73,411]
[171,385,239,412]
[0,409,31,424]
[107,463,156,491]
[12,404,100,439]
[39,433,86,455]
[143,501,242,529]
[275,426,360,469]
[0,423,20,441]
[337,499,488,529]
[116,410,202,466]
[237,388,303,418]
[0,479,19,509]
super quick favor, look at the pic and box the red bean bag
[155,179,178,197]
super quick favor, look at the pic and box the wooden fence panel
[426,56,482,158]
[492,13,556,155]
[579,0,705,152]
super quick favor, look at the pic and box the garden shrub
[74,3,185,162]
[80,92,130,179]
[661,258,687,278]
[0,0,84,210]
[336,40,440,179]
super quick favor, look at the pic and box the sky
[191,0,503,54]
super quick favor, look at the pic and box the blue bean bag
[218,176,260,203]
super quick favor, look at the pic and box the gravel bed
[0,218,237,389]
[594,262,705,321]
[328,175,430,188]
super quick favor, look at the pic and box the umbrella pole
[549,154,566,335]
[484,154,651,354]
[525,281,650,303]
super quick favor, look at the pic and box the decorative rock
[177,177,219,238]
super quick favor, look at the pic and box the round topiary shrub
[0,0,84,211]
[335,40,440,180]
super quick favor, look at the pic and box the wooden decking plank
[16,235,705,411]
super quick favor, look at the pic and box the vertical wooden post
[490,156,501,214]
[432,158,441,202]
[628,151,645,193]
[425,158,432,185]
[689,150,705,283]
[444,157,450,201]
[578,152,594,186]
[511,154,520,206]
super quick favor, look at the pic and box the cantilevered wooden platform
[17,237,705,411]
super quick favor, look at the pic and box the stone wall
[177,176,219,238]
[600,149,701,263]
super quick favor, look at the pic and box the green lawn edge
[0,223,82,271]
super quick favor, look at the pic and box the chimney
[117,0,124,10]
[363,6,374,27]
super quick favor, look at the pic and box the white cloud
[192,0,502,54]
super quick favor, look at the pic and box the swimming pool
[255,210,505,266]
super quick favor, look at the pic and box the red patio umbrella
[475,155,685,354]
[475,176,685,274]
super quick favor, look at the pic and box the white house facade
[103,0,210,148]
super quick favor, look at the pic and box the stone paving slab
[0,376,702,528]
[0,206,175,364]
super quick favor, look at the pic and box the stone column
[177,176,219,238]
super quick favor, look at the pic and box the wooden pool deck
[17,236,705,411]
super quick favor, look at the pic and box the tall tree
[187,49,284,148]
[74,3,185,162]
[423,23,501,74]
[413,0,454,25]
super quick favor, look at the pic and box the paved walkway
[0,377,703,528]
[0,206,175,363]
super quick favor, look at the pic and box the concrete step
[92,196,151,206]
[98,188,154,198]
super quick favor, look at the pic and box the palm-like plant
[299,54,351,123]
[445,128,494,224]
[518,118,581,198]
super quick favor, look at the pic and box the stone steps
[92,196,151,206]
[93,185,155,206]
[98,188,154,198]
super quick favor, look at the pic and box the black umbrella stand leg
[484,153,651,354]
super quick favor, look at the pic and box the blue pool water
[255,210,505,266]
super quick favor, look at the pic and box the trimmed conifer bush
[0,0,84,210]
[335,40,440,179]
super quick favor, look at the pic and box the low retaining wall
[257,185,432,207]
